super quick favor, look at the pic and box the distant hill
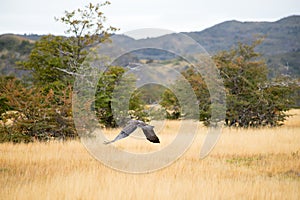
[187,15,300,54]
[186,15,300,77]
[110,16,300,77]
[0,34,35,78]
[0,15,299,78]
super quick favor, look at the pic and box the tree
[4,2,119,141]
[22,2,118,88]
[95,66,146,127]
[0,76,75,143]
[160,88,181,119]
[160,67,207,120]
[55,1,118,70]
[161,40,296,127]
[22,35,74,87]
[95,66,126,127]
[180,67,211,121]
[214,40,295,127]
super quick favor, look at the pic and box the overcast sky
[1,0,300,35]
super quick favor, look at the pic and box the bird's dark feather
[104,120,160,144]
[141,125,160,143]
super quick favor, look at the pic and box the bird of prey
[103,119,160,144]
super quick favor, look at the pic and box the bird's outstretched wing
[104,120,138,144]
[103,131,130,144]
[140,125,160,143]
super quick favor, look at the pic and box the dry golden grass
[1,110,300,199]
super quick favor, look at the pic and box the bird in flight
[103,119,160,144]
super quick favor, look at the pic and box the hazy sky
[1,0,300,35]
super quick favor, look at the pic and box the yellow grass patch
[1,110,300,199]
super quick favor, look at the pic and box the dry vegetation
[1,110,300,199]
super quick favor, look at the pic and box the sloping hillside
[186,16,300,77]
[187,15,300,55]
[1,16,299,78]
[0,34,34,77]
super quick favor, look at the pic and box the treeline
[160,41,299,127]
[0,2,299,143]
[0,2,118,142]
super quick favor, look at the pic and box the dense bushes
[0,77,75,142]
[160,41,298,127]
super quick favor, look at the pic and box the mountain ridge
[1,15,299,77]
[185,15,300,55]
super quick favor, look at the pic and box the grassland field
[0,110,300,199]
